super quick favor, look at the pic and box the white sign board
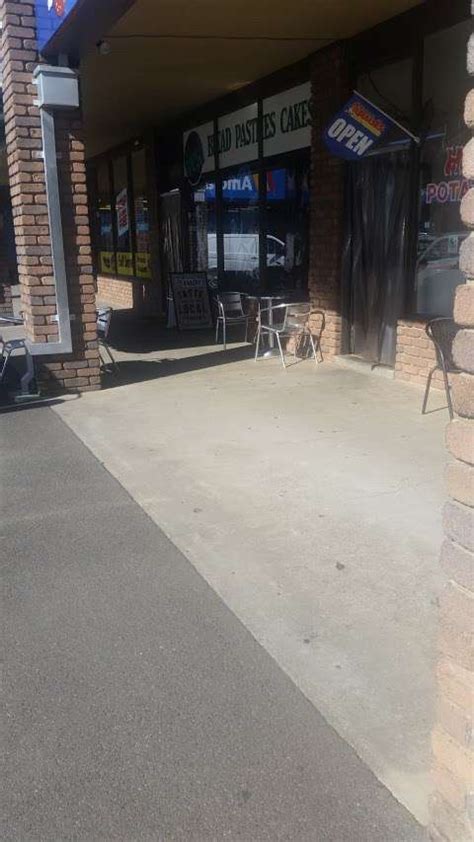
[183,121,215,184]
[182,83,312,182]
[217,103,258,169]
[263,82,311,158]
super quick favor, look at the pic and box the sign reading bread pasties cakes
[183,83,312,183]
[35,0,79,52]
[216,104,259,169]
[323,92,401,160]
[170,273,213,330]
[262,83,311,158]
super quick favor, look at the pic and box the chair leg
[100,340,119,375]
[442,364,454,420]
[308,332,319,365]
[276,333,286,369]
[215,318,219,344]
[254,325,261,361]
[222,318,226,351]
[0,347,12,384]
[421,365,436,415]
[245,318,249,343]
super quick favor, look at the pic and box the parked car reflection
[416,232,468,316]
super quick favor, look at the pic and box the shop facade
[86,0,471,382]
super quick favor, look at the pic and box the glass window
[97,162,115,275]
[186,177,216,285]
[357,58,414,154]
[415,20,472,317]
[132,149,151,280]
[221,166,259,293]
[113,156,134,277]
[358,59,413,125]
[265,157,310,294]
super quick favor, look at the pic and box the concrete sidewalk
[52,334,449,825]
[1,407,424,841]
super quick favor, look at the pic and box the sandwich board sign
[170,273,213,331]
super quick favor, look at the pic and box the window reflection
[222,167,259,293]
[265,159,309,293]
[416,19,472,316]
[132,149,151,279]
[97,163,115,275]
[113,156,133,277]
[187,178,216,284]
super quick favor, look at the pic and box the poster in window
[116,187,130,239]
[170,273,213,330]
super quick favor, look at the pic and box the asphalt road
[1,406,426,841]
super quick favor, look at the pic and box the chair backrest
[426,317,458,370]
[96,306,113,339]
[281,302,312,331]
[217,292,246,318]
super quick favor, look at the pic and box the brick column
[308,43,349,358]
[0,0,100,392]
[429,32,474,842]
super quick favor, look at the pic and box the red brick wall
[308,43,349,357]
[395,318,445,388]
[0,0,100,393]
[96,275,135,309]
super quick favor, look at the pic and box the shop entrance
[345,150,411,366]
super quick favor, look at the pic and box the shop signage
[117,251,133,276]
[323,92,417,160]
[217,104,259,169]
[100,251,116,275]
[135,252,152,279]
[35,0,79,52]
[183,122,215,185]
[183,83,312,183]
[116,188,130,239]
[204,168,287,202]
[263,82,311,158]
[424,145,472,204]
[170,273,213,330]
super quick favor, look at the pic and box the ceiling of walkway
[80,0,422,157]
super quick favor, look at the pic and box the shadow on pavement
[102,344,255,389]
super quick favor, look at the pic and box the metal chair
[96,306,119,375]
[0,315,37,397]
[255,302,325,369]
[215,292,251,350]
[422,317,460,419]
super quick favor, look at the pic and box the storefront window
[357,58,413,131]
[97,162,115,275]
[187,178,216,283]
[415,19,472,316]
[221,166,259,293]
[265,158,310,293]
[132,149,151,279]
[113,156,134,277]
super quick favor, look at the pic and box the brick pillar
[429,32,474,842]
[309,43,349,358]
[0,0,100,392]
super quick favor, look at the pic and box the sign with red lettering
[424,146,473,205]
